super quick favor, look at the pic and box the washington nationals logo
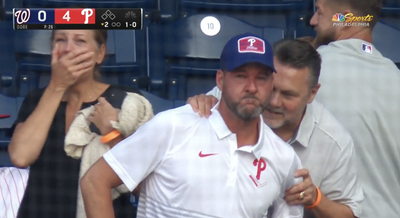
[249,158,267,187]
[15,9,31,24]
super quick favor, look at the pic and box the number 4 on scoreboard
[63,11,70,21]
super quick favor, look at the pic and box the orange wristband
[100,130,121,144]
[305,186,322,210]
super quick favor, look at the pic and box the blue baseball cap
[220,33,275,73]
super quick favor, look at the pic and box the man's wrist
[305,186,322,209]
[308,185,318,206]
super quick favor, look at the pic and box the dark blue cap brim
[225,53,276,73]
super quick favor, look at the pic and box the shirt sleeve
[320,138,364,217]
[103,110,176,192]
[271,152,304,218]
[10,89,44,133]
[206,86,222,100]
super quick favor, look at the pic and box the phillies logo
[238,36,265,54]
[81,9,94,24]
[249,158,267,187]
[248,38,256,47]
[15,9,31,24]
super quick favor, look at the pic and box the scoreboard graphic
[13,8,143,30]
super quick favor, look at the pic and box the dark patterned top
[15,84,142,218]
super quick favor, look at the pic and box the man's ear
[308,83,321,103]
[216,70,224,91]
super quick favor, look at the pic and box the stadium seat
[372,0,400,65]
[158,14,284,101]
[0,150,13,167]
[2,0,23,20]
[0,5,4,21]
[0,21,17,97]
[140,90,174,114]
[0,20,17,149]
[180,0,310,11]
[372,21,400,64]
[174,100,186,108]
[0,95,18,130]
[158,0,179,24]
[381,0,400,15]
[294,14,316,39]
[175,0,314,39]
[13,29,148,97]
[0,94,19,149]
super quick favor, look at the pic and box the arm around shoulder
[206,86,222,101]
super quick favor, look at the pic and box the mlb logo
[362,43,372,54]
[238,36,265,54]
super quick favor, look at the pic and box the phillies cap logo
[238,36,265,54]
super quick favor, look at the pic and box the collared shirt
[287,100,363,218]
[207,87,363,217]
[104,103,303,218]
[315,39,400,218]
[0,167,29,218]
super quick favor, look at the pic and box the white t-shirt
[315,39,400,218]
[207,87,364,218]
[104,104,303,218]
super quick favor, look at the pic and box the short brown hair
[328,0,382,29]
[297,36,316,48]
[273,39,321,89]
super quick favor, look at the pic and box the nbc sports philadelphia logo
[332,13,373,27]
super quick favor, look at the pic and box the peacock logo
[332,13,345,22]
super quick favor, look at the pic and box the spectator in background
[0,167,29,218]
[187,39,363,218]
[311,0,400,217]
[7,30,141,218]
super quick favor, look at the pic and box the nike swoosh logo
[199,151,217,157]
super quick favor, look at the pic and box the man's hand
[284,169,317,206]
[186,94,218,118]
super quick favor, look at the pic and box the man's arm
[284,170,356,218]
[206,86,222,100]
[81,111,175,218]
[309,194,355,218]
[310,138,363,218]
[186,86,220,117]
[285,138,363,218]
[81,158,122,218]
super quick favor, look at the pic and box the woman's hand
[88,97,120,136]
[49,43,95,91]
